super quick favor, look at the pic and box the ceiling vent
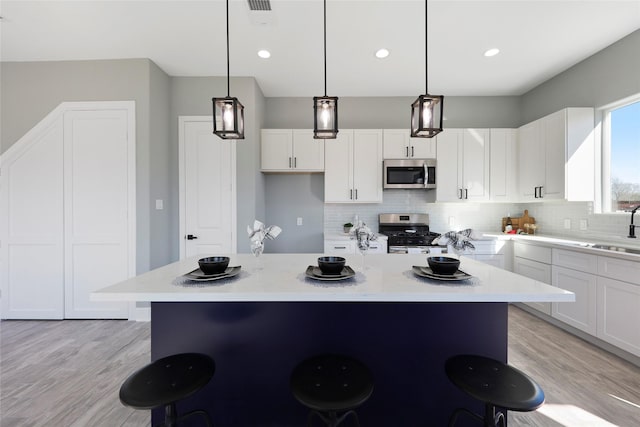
[247,0,271,11]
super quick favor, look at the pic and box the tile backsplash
[325,190,637,244]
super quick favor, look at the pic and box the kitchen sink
[590,244,640,255]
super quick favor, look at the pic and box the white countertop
[92,253,574,303]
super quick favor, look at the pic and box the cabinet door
[490,129,517,202]
[382,129,409,159]
[514,256,551,314]
[436,130,462,202]
[552,265,597,334]
[474,254,505,269]
[352,130,383,203]
[409,136,437,158]
[518,120,543,200]
[292,130,324,171]
[543,110,566,200]
[324,132,354,202]
[462,129,490,201]
[597,277,640,356]
[261,129,292,171]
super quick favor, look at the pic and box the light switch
[155,199,164,210]
[297,217,303,226]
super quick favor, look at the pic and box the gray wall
[169,76,264,255]
[265,96,522,129]
[521,29,640,123]
[149,62,172,269]
[265,174,325,253]
[0,59,154,274]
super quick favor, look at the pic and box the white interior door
[1,119,65,319]
[63,107,134,319]
[179,117,236,258]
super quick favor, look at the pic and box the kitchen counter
[481,232,640,261]
[93,254,573,426]
[92,253,573,303]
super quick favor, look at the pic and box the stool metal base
[308,408,360,427]
[156,402,214,427]
[448,403,506,427]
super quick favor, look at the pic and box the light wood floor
[1,306,639,426]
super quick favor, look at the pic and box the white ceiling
[1,0,639,97]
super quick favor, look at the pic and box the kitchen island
[94,253,574,427]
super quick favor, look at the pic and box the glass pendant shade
[411,94,444,138]
[213,96,244,140]
[313,96,338,139]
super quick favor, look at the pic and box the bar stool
[119,352,215,427]
[290,353,374,427]
[445,354,545,427]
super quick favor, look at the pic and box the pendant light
[411,0,444,138]
[212,0,245,140]
[313,0,338,139]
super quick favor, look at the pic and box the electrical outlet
[155,199,163,210]
[297,217,303,226]
[580,219,588,231]
[564,219,571,229]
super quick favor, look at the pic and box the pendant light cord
[226,0,230,97]
[324,0,327,96]
[425,0,428,94]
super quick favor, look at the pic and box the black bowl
[427,256,460,275]
[198,256,230,275]
[318,256,346,275]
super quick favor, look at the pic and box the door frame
[178,116,237,259]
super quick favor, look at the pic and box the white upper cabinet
[324,129,383,203]
[489,129,518,202]
[383,129,436,159]
[517,108,595,201]
[261,129,324,172]
[436,129,490,202]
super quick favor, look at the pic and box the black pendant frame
[213,96,245,140]
[313,96,339,139]
[411,94,444,138]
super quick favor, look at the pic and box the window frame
[599,94,640,214]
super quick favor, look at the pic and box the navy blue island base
[150,301,508,427]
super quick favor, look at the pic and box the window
[602,97,640,213]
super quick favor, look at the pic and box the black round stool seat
[446,354,544,411]
[445,354,544,427]
[120,352,215,410]
[291,354,374,426]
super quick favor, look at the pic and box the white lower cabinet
[323,239,387,255]
[460,240,509,270]
[514,256,552,315]
[551,265,597,335]
[324,240,356,255]
[597,276,640,356]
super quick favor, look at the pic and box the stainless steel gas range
[378,213,446,254]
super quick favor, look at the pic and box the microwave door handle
[424,163,429,188]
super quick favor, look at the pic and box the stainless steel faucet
[629,205,640,238]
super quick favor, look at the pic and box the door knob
[186,234,198,240]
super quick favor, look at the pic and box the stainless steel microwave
[383,159,436,189]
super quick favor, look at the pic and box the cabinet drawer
[324,240,355,254]
[367,241,387,254]
[597,256,640,286]
[552,249,597,274]
[514,242,552,264]
[514,256,551,283]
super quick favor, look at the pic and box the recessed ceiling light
[484,48,500,57]
[375,48,390,59]
[257,50,271,59]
